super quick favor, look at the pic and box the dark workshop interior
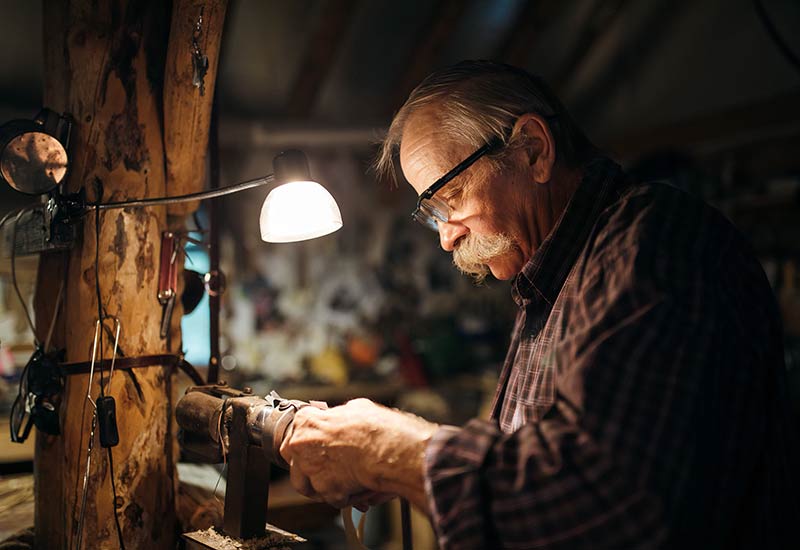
[1,0,800,549]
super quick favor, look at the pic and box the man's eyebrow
[438,178,469,202]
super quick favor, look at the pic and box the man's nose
[438,221,468,252]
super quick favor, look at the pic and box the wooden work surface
[0,471,336,546]
[0,474,34,543]
[0,419,34,464]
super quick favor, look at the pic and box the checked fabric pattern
[424,157,799,549]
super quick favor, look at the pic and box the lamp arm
[95,174,275,210]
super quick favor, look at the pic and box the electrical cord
[10,208,40,346]
[0,208,22,231]
[94,203,105,393]
[94,201,126,550]
[44,257,67,352]
[754,0,800,77]
[3,204,65,351]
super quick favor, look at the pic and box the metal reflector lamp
[260,150,342,242]
[69,148,344,243]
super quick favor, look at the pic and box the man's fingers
[366,492,394,506]
[279,422,295,463]
[288,459,316,499]
[308,477,352,509]
[325,493,350,509]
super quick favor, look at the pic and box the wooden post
[34,1,227,548]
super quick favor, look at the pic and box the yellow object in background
[309,347,349,386]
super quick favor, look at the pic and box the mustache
[452,232,515,283]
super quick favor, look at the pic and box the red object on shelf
[395,331,428,388]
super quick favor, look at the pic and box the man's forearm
[371,419,440,512]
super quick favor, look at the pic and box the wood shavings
[183,524,305,550]
[0,475,33,513]
[0,475,33,547]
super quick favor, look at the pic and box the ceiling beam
[550,0,629,93]
[494,0,567,68]
[286,0,357,118]
[567,0,685,123]
[387,0,469,114]
[605,90,800,159]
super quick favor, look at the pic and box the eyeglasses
[411,136,503,231]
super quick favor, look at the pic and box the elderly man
[280,61,798,548]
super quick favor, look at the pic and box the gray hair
[375,60,596,183]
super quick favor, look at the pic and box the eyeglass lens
[414,196,450,231]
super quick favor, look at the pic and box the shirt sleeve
[423,238,776,549]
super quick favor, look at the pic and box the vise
[176,383,325,540]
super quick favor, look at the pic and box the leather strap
[59,354,205,385]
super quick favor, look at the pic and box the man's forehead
[399,111,470,181]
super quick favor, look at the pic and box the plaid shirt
[424,157,799,549]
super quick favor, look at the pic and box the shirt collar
[512,156,627,307]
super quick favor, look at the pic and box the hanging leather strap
[59,354,205,385]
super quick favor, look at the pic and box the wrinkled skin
[280,398,437,511]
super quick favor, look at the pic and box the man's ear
[511,113,556,184]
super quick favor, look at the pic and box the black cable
[94,201,126,550]
[95,202,105,394]
[754,0,800,77]
[0,208,22,231]
[106,447,125,549]
[11,209,39,346]
[192,211,204,233]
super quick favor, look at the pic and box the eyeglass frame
[411,136,504,231]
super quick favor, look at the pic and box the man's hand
[279,398,438,512]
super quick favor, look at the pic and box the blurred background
[1,0,799,547]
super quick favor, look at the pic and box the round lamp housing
[0,110,71,195]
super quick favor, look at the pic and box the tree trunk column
[36,2,174,548]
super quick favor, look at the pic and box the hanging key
[191,7,209,95]
[192,51,209,95]
[158,232,179,339]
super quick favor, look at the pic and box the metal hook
[76,319,102,550]
[86,319,101,408]
[106,317,121,393]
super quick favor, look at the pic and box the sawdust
[184,524,305,550]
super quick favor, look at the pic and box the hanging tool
[158,231,179,339]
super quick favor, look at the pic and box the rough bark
[33,1,226,548]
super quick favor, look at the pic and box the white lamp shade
[259,180,343,243]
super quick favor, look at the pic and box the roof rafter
[387,0,469,115]
[286,0,357,117]
[494,0,567,67]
